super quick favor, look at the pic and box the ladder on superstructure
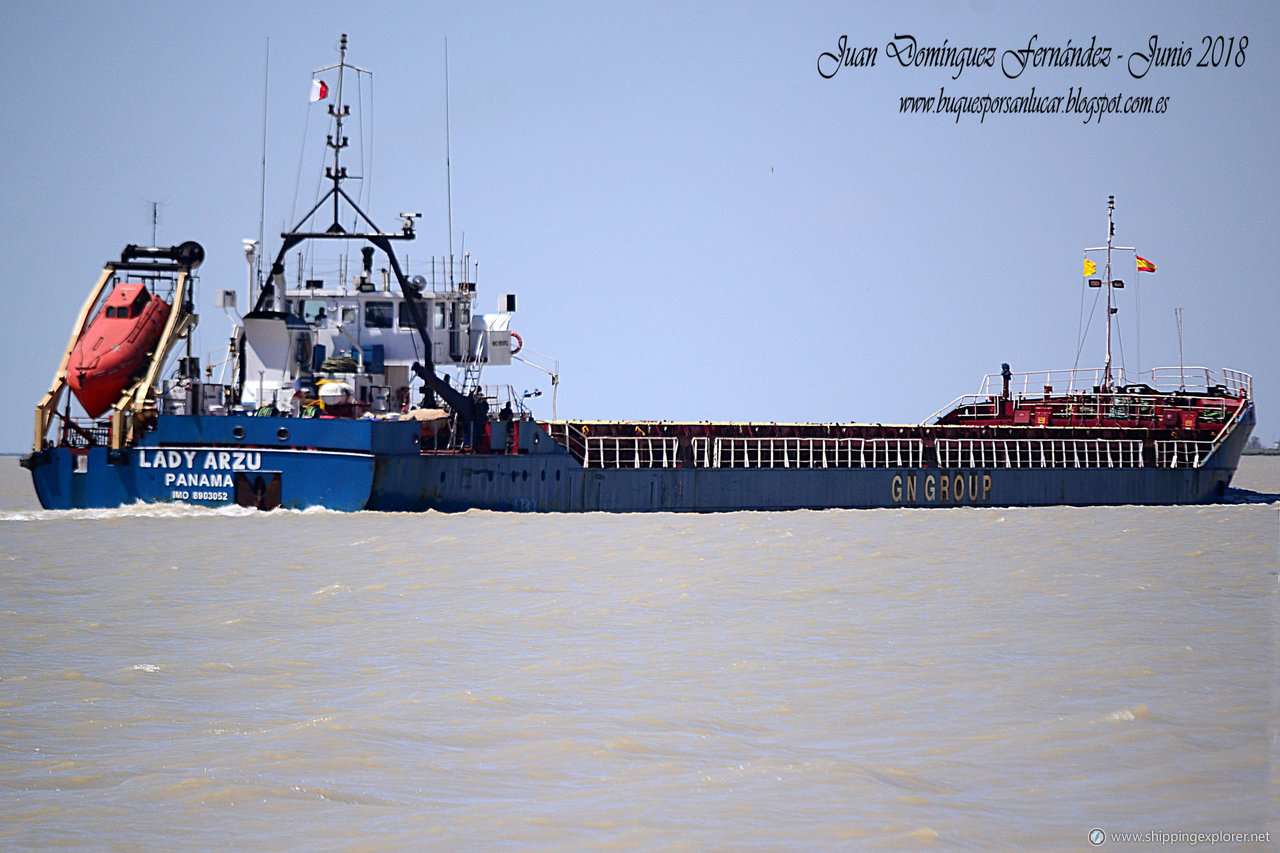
[460,358,484,397]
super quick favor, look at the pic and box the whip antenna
[445,38,454,286]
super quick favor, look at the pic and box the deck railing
[692,437,923,469]
[1153,440,1217,469]
[550,422,589,462]
[57,416,111,449]
[967,361,1249,399]
[547,413,1248,472]
[571,435,1223,470]
[935,438,1144,469]
[975,366,1252,399]
[931,371,1252,426]
[582,435,681,469]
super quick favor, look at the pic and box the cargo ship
[21,38,1254,512]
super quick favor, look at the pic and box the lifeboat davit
[67,282,171,418]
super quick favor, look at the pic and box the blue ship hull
[27,55,1251,517]
[26,406,1254,512]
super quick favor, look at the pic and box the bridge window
[398,300,420,330]
[299,299,330,325]
[365,301,393,328]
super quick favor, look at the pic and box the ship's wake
[1220,487,1280,505]
[0,501,345,523]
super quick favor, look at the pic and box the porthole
[277,427,290,441]
[231,425,245,440]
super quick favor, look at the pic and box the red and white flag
[309,79,329,102]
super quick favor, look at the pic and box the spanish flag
[1083,259,1097,276]
[1136,255,1156,273]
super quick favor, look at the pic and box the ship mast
[1085,195,1133,392]
[327,34,351,229]
[1103,196,1116,389]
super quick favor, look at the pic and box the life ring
[510,331,523,355]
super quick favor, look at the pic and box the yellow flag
[1083,259,1097,276]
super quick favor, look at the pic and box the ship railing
[693,436,924,469]
[977,366,1253,399]
[1146,366,1253,398]
[56,415,111,449]
[1156,384,1251,469]
[976,367,1118,398]
[926,395,1000,423]
[934,438,1144,469]
[478,384,535,418]
[1221,368,1253,398]
[1153,440,1218,469]
[582,435,681,469]
[549,422,590,463]
[937,366,1253,425]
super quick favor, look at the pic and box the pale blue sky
[4,1,1277,450]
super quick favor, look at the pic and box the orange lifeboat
[67,283,171,418]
